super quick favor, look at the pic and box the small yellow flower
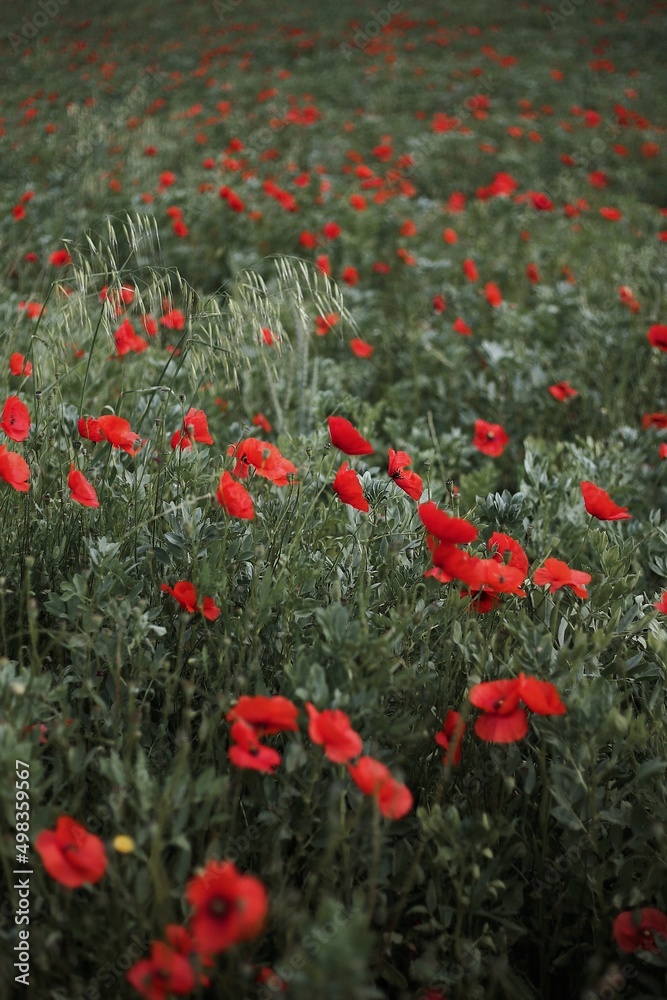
[113,834,135,854]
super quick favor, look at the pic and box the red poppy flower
[488,531,529,579]
[0,445,30,492]
[613,908,667,954]
[442,227,458,244]
[49,249,72,266]
[388,449,423,501]
[432,544,483,588]
[530,192,554,211]
[328,416,374,456]
[472,420,509,457]
[170,407,214,451]
[484,282,503,307]
[432,294,446,313]
[216,470,254,519]
[469,679,527,743]
[35,816,107,888]
[305,703,363,763]
[518,675,567,716]
[647,324,667,351]
[350,338,374,358]
[435,710,466,766]
[9,353,32,377]
[347,757,413,820]
[641,413,667,430]
[252,413,272,434]
[463,259,478,282]
[228,720,283,774]
[126,941,196,1000]
[185,860,268,955]
[1,396,30,442]
[315,312,339,336]
[526,263,541,284]
[316,254,332,275]
[159,308,186,330]
[226,695,299,735]
[228,438,297,486]
[533,557,591,598]
[476,558,527,596]
[78,417,104,443]
[114,319,148,357]
[342,266,360,286]
[654,591,667,613]
[452,317,472,336]
[97,415,142,455]
[322,222,341,240]
[581,481,631,521]
[549,381,578,401]
[161,582,220,620]
[333,463,369,512]
[68,465,99,508]
[599,207,622,221]
[418,501,478,543]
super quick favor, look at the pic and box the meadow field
[1,0,666,997]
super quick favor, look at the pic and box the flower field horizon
[1,0,666,997]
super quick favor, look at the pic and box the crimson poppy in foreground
[97,415,143,455]
[226,695,299,735]
[306,703,363,763]
[647,324,667,351]
[472,419,509,458]
[185,860,268,954]
[0,445,30,491]
[228,720,283,773]
[228,438,297,485]
[35,816,107,888]
[216,471,254,519]
[654,591,667,613]
[418,500,477,543]
[347,757,413,820]
[9,353,32,377]
[68,465,99,507]
[332,462,369,511]
[612,907,667,954]
[328,416,374,455]
[581,480,631,521]
[469,673,566,743]
[1,396,31,442]
[170,407,214,451]
[388,448,423,501]
[533,557,591,598]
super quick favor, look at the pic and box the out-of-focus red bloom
[463,259,478,282]
[127,941,196,1000]
[315,254,331,275]
[114,319,148,357]
[599,206,622,221]
[549,381,578,401]
[322,221,341,240]
[9,353,32,377]
[68,465,99,508]
[654,592,667,613]
[432,294,446,313]
[35,816,107,888]
[435,710,466,766]
[19,301,45,320]
[306,703,363,763]
[328,416,373,456]
[347,757,413,819]
[226,695,299,735]
[216,470,254,519]
[350,338,374,358]
[315,312,339,336]
[447,192,466,213]
[388,448,423,501]
[418,501,477,543]
[97,415,142,455]
[228,720,282,774]
[472,419,509,457]
[641,413,667,430]
[581,481,631,521]
[185,860,268,955]
[342,266,359,286]
[647,324,667,351]
[452,317,472,336]
[170,407,213,451]
[618,285,640,313]
[1,396,30,442]
[228,438,297,486]
[533,557,591,598]
[613,908,667,954]
[530,192,554,211]
[252,413,272,434]
[49,249,72,266]
[160,308,185,330]
[442,227,458,243]
[488,531,529,579]
[161,581,220,620]
[484,282,503,307]
[333,462,369,512]
[526,263,541,284]
[261,327,277,346]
